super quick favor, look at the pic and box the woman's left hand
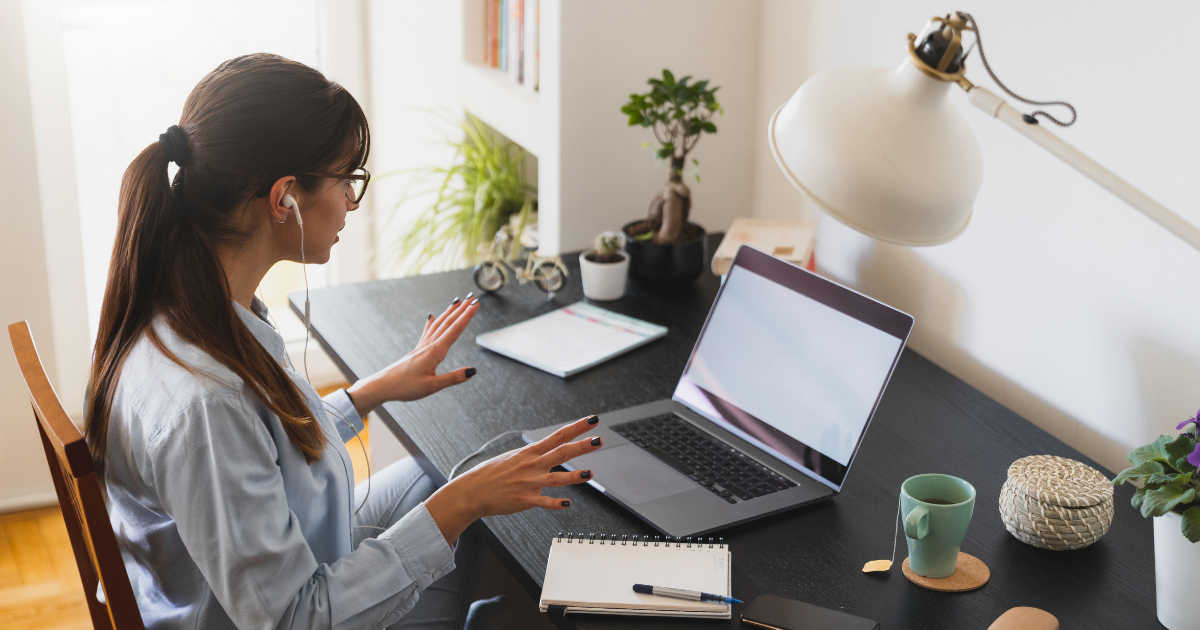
[346,295,480,415]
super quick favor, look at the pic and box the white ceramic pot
[579,251,629,301]
[1155,511,1200,630]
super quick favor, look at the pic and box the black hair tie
[159,125,191,166]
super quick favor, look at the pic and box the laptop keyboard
[611,413,798,504]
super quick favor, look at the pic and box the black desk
[293,235,1155,629]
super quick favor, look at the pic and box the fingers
[543,469,593,488]
[539,435,603,468]
[422,294,469,345]
[533,495,573,510]
[430,298,479,345]
[429,293,475,340]
[419,312,434,342]
[431,367,478,392]
[528,415,599,455]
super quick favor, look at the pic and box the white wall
[1,0,59,511]
[557,0,761,252]
[753,0,1200,474]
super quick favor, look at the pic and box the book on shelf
[510,0,522,83]
[485,0,499,68]
[482,0,538,90]
[498,0,507,71]
[711,217,818,275]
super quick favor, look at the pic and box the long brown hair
[86,54,369,481]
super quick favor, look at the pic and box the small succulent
[1113,410,1200,542]
[588,231,626,264]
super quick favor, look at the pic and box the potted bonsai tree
[1113,412,1200,630]
[579,231,629,301]
[620,69,721,287]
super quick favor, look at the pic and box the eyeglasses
[305,167,371,203]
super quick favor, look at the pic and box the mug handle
[905,505,929,539]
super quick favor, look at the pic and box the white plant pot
[1155,511,1200,630]
[579,251,629,301]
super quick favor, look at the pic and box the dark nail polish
[465,292,474,300]
[451,297,460,305]
[580,470,592,479]
[427,313,433,320]
[561,500,571,507]
[465,367,477,378]
[471,298,479,306]
[590,436,602,447]
[586,415,599,425]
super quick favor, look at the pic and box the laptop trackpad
[574,445,697,505]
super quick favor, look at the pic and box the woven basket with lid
[999,455,1113,551]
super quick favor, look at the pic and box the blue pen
[632,584,742,605]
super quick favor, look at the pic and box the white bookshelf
[372,0,761,256]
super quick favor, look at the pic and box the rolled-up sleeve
[321,389,363,442]
[149,395,455,630]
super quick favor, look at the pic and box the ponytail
[85,54,369,482]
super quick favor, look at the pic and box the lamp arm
[966,86,1200,252]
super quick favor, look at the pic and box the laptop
[522,245,914,537]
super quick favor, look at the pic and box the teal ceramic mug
[901,474,976,579]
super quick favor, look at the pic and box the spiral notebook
[539,533,732,619]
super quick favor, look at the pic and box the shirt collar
[234,297,288,364]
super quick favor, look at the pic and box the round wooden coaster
[901,552,990,592]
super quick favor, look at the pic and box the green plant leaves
[1113,461,1163,485]
[377,111,535,275]
[1148,472,1193,486]
[1129,435,1172,466]
[1140,483,1196,518]
[1132,486,1148,510]
[620,68,722,170]
[1165,433,1200,473]
[1182,506,1200,543]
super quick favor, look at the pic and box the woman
[86,53,600,629]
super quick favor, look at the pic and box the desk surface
[294,235,1155,629]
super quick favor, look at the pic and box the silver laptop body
[522,245,914,537]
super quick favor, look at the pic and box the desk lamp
[768,11,1200,250]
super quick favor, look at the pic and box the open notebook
[539,533,732,619]
[475,302,667,377]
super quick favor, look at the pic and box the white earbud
[281,194,302,227]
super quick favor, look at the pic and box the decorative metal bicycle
[472,227,569,299]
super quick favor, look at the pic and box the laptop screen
[672,245,912,489]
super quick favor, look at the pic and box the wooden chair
[8,321,145,629]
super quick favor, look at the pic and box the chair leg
[37,417,114,630]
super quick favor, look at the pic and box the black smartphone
[741,594,880,630]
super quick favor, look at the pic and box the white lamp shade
[769,60,984,246]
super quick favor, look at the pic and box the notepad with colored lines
[539,533,732,618]
[475,301,667,377]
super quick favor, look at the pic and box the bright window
[60,0,325,342]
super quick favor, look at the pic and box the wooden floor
[2,383,367,629]
[0,508,92,630]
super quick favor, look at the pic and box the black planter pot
[622,221,707,289]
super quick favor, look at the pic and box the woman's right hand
[425,415,602,545]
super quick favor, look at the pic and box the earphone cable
[292,214,372,515]
[449,430,525,479]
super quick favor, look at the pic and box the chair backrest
[8,321,145,630]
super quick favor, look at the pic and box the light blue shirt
[103,298,455,629]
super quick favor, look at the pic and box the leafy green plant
[1113,412,1200,541]
[620,69,721,245]
[620,69,721,177]
[376,112,534,275]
